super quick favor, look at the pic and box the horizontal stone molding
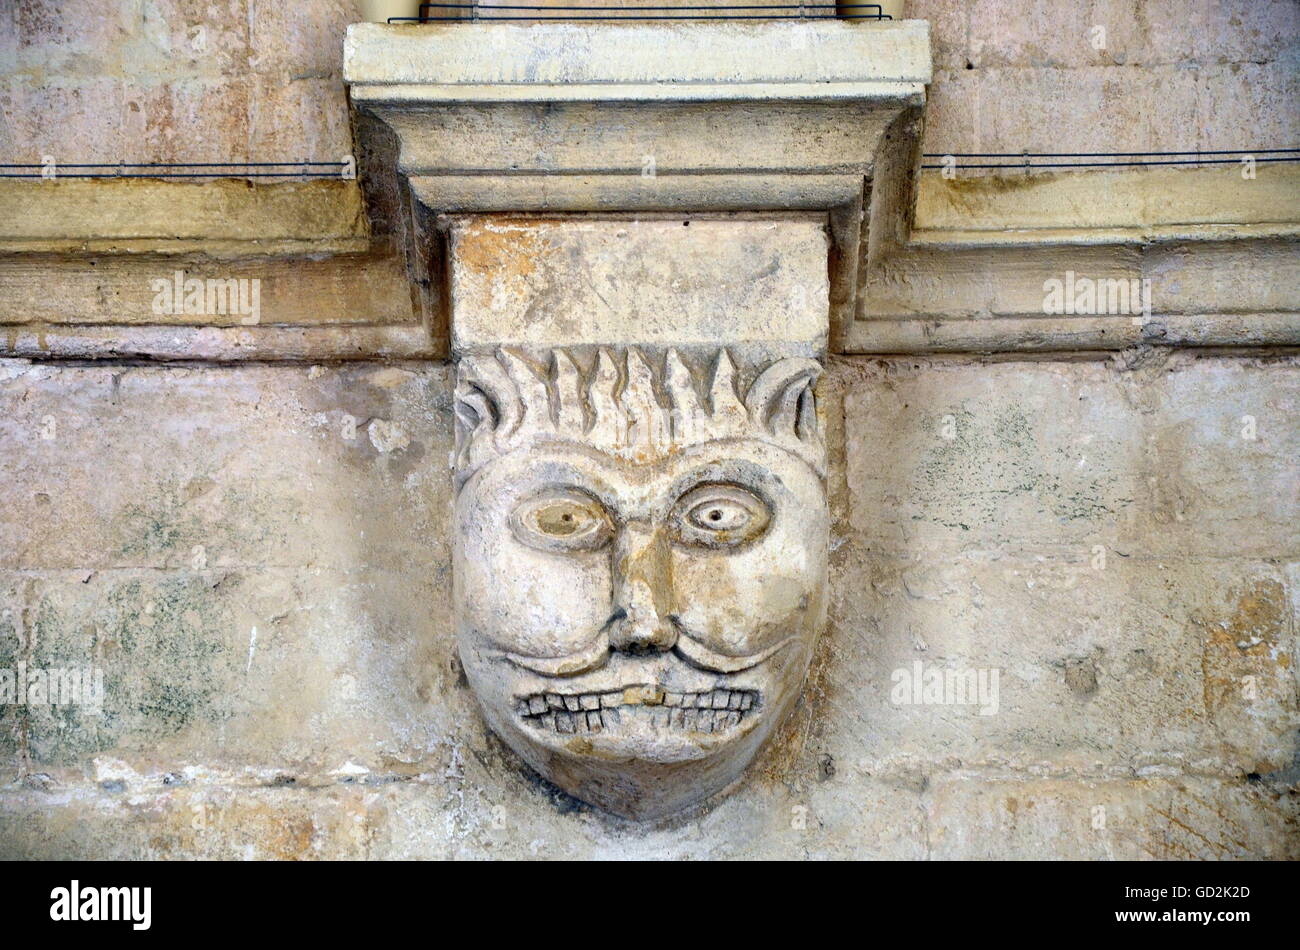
[2,165,1296,359]
[0,28,1295,360]
[911,165,1300,245]
[846,312,1300,353]
[0,250,417,328]
[0,180,368,255]
[344,21,933,94]
[2,324,437,362]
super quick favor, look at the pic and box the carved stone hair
[453,347,824,486]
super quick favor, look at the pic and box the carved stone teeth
[519,690,757,732]
[622,685,665,706]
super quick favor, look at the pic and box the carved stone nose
[609,523,677,655]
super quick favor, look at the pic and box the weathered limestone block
[925,775,1299,860]
[835,357,1299,775]
[1135,356,1300,559]
[843,360,1144,554]
[0,362,459,780]
[448,216,828,357]
[842,357,1300,558]
[825,548,1297,775]
[0,769,929,860]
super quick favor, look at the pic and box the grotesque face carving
[452,347,828,819]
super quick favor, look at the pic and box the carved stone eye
[511,489,614,553]
[672,483,771,549]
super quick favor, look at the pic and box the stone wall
[1,354,1294,858]
[2,2,1296,168]
[913,0,1300,159]
[0,0,1296,858]
[0,0,356,168]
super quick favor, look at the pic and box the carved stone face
[452,347,827,819]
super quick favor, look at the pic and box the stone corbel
[344,19,931,817]
[344,20,932,353]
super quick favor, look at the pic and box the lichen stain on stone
[932,169,1066,199]
[913,402,1129,529]
[0,605,21,761]
[115,478,294,562]
[24,575,239,766]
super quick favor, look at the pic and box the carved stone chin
[452,346,828,819]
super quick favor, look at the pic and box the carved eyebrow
[505,455,618,502]
[662,457,783,504]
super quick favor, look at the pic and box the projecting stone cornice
[343,21,932,102]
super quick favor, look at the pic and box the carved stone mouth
[516,685,759,735]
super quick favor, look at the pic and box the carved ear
[744,357,822,441]
[454,352,521,460]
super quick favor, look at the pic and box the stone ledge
[911,165,1300,244]
[1,325,437,362]
[0,180,369,255]
[1,167,1296,359]
[0,250,417,328]
[344,21,933,96]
